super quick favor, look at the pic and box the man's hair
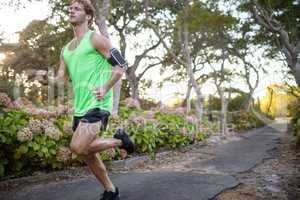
[71,0,95,26]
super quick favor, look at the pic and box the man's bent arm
[91,33,126,98]
[103,67,124,91]
[49,52,66,83]
[57,53,66,81]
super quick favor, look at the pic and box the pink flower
[45,126,62,140]
[13,97,33,109]
[124,97,141,109]
[173,107,186,115]
[57,146,72,163]
[17,127,33,142]
[145,111,155,119]
[27,119,43,134]
[0,92,14,108]
[181,127,189,136]
[63,121,73,135]
[129,115,146,126]
[186,115,197,124]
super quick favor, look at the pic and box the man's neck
[73,24,89,39]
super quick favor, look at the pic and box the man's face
[69,2,89,26]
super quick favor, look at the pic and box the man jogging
[51,0,134,199]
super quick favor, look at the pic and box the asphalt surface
[1,121,286,200]
[191,123,284,174]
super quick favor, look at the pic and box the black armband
[107,48,128,70]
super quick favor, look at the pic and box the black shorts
[72,108,110,132]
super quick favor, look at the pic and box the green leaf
[0,134,6,143]
[33,142,40,151]
[49,149,56,155]
[41,147,48,155]
[27,141,33,147]
[19,145,28,154]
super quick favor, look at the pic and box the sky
[0,0,293,104]
[0,0,51,43]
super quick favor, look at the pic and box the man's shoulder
[91,32,110,43]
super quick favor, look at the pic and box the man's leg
[70,121,121,192]
[70,120,133,196]
[70,121,99,155]
[87,137,122,154]
[82,153,116,192]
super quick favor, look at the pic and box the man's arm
[49,51,66,83]
[49,51,68,114]
[91,33,126,100]
[57,53,66,81]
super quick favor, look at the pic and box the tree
[234,0,300,88]
[207,52,236,135]
[2,20,72,74]
[108,0,163,101]
[224,34,263,111]
[144,0,235,120]
[179,2,235,119]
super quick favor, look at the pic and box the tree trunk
[292,63,300,88]
[245,89,254,111]
[131,84,139,100]
[267,87,274,114]
[91,0,109,37]
[182,21,203,120]
[220,88,228,135]
[119,31,126,57]
[128,76,139,100]
[185,82,192,114]
[125,67,139,100]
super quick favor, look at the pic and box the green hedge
[0,104,217,179]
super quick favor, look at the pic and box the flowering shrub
[0,95,218,179]
[0,109,29,177]
[0,92,74,178]
[106,106,212,154]
[154,112,209,149]
[0,108,75,178]
[230,110,268,132]
[56,146,72,163]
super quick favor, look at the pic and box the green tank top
[63,30,113,116]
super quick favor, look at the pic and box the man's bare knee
[70,144,88,156]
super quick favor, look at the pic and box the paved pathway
[2,121,287,200]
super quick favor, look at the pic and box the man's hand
[56,105,68,114]
[48,76,58,83]
[49,76,64,86]
[93,86,108,101]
